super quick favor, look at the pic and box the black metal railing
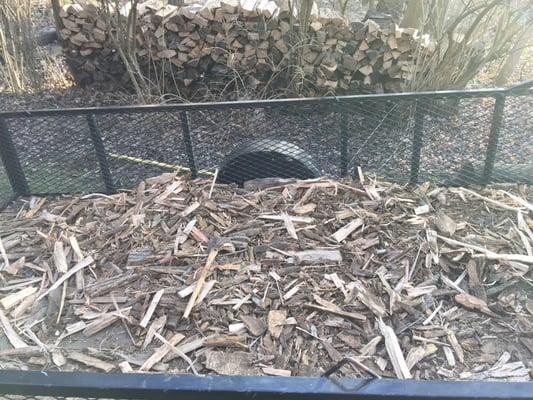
[0,80,532,209]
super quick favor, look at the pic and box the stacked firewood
[59,0,432,96]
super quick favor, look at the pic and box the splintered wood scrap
[454,293,498,317]
[332,218,363,242]
[163,335,212,363]
[267,310,287,339]
[69,235,85,291]
[83,308,130,337]
[282,212,298,240]
[437,235,533,264]
[4,256,25,275]
[306,295,366,321]
[140,333,185,371]
[0,286,37,310]
[142,315,167,350]
[456,187,524,213]
[447,329,464,364]
[0,236,9,269]
[0,309,28,348]
[359,336,382,357]
[37,256,94,300]
[53,241,69,273]
[405,344,438,371]
[262,367,291,376]
[422,301,443,325]
[258,214,313,223]
[290,249,342,264]
[174,219,197,254]
[153,331,199,375]
[183,238,224,319]
[140,289,165,328]
[443,346,456,368]
[119,361,133,373]
[181,201,200,217]
[378,318,412,379]
[67,351,114,372]
[350,281,386,317]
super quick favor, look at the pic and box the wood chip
[0,309,28,348]
[378,318,411,379]
[140,289,165,328]
[67,351,115,372]
[140,333,185,371]
[262,367,291,376]
[0,286,37,310]
[455,293,497,317]
[447,329,464,364]
[267,310,286,339]
[37,256,94,300]
[332,218,363,242]
[241,315,267,336]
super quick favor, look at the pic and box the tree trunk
[50,0,64,32]
[376,0,406,22]
[495,29,530,87]
[400,0,424,28]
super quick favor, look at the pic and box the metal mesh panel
[6,115,104,194]
[417,95,497,185]
[0,161,14,208]
[189,103,341,177]
[95,111,189,188]
[493,94,533,183]
[341,98,413,181]
[0,87,531,208]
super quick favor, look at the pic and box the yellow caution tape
[108,152,215,177]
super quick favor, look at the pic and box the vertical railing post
[409,100,425,186]
[180,111,197,178]
[0,117,30,196]
[87,114,116,193]
[482,94,505,185]
[338,102,348,176]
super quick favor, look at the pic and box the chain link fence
[0,82,531,209]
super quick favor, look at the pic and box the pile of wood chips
[0,173,532,381]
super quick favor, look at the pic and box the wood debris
[0,173,531,381]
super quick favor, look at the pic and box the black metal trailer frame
[0,370,532,400]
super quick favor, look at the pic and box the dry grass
[0,0,70,93]
[0,0,41,91]
[405,0,531,91]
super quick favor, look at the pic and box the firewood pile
[0,173,531,380]
[58,0,432,96]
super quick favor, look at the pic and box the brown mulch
[0,173,532,381]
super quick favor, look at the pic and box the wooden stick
[332,218,363,242]
[0,286,37,309]
[457,187,524,212]
[437,235,533,264]
[140,333,185,371]
[153,331,199,375]
[378,318,411,379]
[0,236,9,269]
[37,256,94,300]
[0,309,28,348]
[282,212,298,240]
[140,289,164,328]
[208,168,219,199]
[183,245,219,318]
